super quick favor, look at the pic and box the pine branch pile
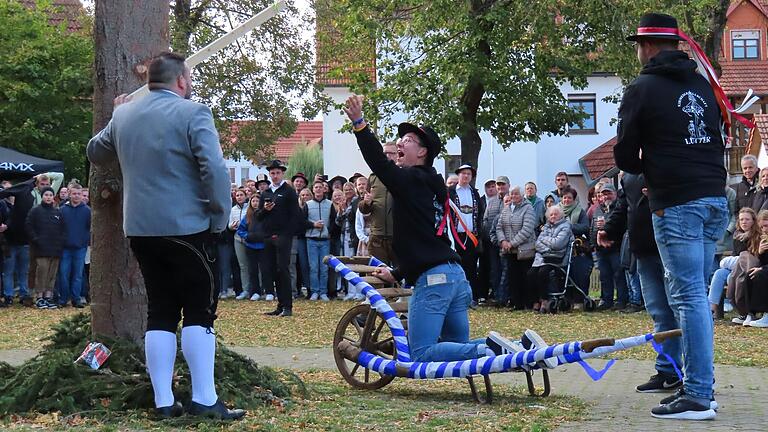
[0,313,304,415]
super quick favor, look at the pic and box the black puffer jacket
[25,202,65,257]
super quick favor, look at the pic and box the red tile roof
[578,136,618,186]
[720,61,768,96]
[224,121,323,161]
[755,114,768,154]
[727,0,768,18]
[20,0,85,32]
[274,121,323,159]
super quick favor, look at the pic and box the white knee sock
[181,326,218,406]
[144,330,177,408]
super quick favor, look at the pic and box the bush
[286,143,323,181]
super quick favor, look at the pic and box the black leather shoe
[154,401,184,419]
[279,308,292,317]
[187,399,245,420]
[264,308,282,316]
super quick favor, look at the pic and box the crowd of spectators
[213,152,766,328]
[0,173,91,309]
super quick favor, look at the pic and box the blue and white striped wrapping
[556,333,653,366]
[326,255,411,362]
[355,340,584,379]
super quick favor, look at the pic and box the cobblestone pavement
[4,346,763,430]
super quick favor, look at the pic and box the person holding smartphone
[257,160,301,317]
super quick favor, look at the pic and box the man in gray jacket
[87,53,242,420]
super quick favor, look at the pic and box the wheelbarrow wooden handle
[652,329,682,343]
[580,338,616,353]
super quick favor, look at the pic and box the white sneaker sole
[524,329,558,369]
[651,408,716,420]
[488,331,525,355]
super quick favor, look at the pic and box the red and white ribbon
[636,26,757,131]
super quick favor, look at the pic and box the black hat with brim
[454,164,477,177]
[291,172,308,183]
[398,122,443,164]
[266,159,287,171]
[626,13,685,42]
[329,175,347,186]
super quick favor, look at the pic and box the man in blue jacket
[58,183,90,308]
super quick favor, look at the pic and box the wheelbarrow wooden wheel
[333,304,397,390]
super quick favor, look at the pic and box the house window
[732,30,760,60]
[240,167,250,183]
[228,167,236,184]
[567,95,597,134]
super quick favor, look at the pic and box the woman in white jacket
[230,189,253,300]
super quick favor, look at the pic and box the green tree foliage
[171,0,328,163]
[287,143,324,180]
[322,0,730,168]
[0,0,93,181]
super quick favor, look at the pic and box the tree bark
[703,0,730,75]
[90,0,169,343]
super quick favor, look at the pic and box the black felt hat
[266,159,287,171]
[626,13,685,42]
[397,122,443,164]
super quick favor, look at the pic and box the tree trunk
[458,1,491,182]
[703,0,730,75]
[90,0,169,343]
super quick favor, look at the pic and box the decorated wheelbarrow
[325,255,682,403]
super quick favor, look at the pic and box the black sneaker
[636,373,682,393]
[621,303,645,313]
[596,301,612,312]
[3,296,12,306]
[660,388,718,411]
[35,298,48,309]
[44,299,58,310]
[264,308,282,316]
[651,394,716,420]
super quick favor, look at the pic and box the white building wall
[321,75,623,201]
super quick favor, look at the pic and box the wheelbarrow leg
[466,375,494,404]
[525,369,551,397]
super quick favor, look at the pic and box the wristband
[353,122,367,132]
[352,117,365,127]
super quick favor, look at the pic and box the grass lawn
[0,298,764,367]
[0,371,587,431]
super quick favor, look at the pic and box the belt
[307,237,329,241]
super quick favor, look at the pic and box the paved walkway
[3,346,764,430]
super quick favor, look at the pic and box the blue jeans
[707,268,730,306]
[217,240,234,292]
[636,254,683,378]
[596,250,628,306]
[652,196,728,400]
[409,263,486,362]
[625,268,643,306]
[58,247,87,305]
[307,239,330,295]
[3,244,30,298]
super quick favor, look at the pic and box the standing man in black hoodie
[343,95,503,362]
[614,13,728,421]
[258,160,301,317]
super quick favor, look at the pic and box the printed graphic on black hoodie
[614,50,726,212]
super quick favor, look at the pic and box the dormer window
[732,30,760,60]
